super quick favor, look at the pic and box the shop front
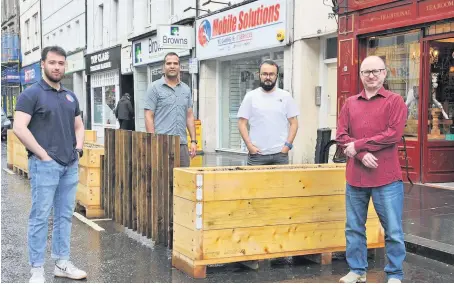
[338,0,454,183]
[64,51,86,122]
[131,34,192,132]
[21,62,42,90]
[195,0,288,153]
[1,65,20,118]
[85,45,121,143]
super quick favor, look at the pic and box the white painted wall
[293,0,337,39]
[41,0,85,53]
[86,0,131,54]
[20,0,41,67]
[290,0,337,163]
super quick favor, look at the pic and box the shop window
[426,21,454,36]
[219,52,285,151]
[105,85,117,125]
[326,37,338,60]
[427,38,454,141]
[366,31,421,139]
[93,87,103,124]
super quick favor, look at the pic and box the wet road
[2,143,454,283]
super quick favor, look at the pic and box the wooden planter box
[172,164,385,278]
[76,142,104,218]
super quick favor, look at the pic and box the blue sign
[1,66,20,83]
[21,62,42,85]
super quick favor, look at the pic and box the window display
[367,32,421,138]
[427,38,454,141]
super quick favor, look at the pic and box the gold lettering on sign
[426,0,454,11]
[380,10,411,21]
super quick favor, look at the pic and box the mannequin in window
[405,86,418,119]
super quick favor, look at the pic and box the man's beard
[260,79,277,91]
[44,68,63,83]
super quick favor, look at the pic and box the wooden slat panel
[132,132,138,231]
[202,218,383,259]
[151,134,158,240]
[115,130,122,223]
[147,135,159,241]
[100,155,104,210]
[173,196,196,229]
[162,135,170,246]
[79,167,101,187]
[157,135,166,243]
[138,132,146,236]
[173,169,197,201]
[168,136,177,248]
[173,223,203,260]
[125,130,132,229]
[103,129,109,217]
[203,196,378,230]
[109,129,116,219]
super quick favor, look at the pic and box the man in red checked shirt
[336,56,408,284]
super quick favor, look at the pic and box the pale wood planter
[76,142,105,218]
[172,164,385,278]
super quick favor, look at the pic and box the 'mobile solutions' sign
[196,0,286,60]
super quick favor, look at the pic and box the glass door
[422,35,454,183]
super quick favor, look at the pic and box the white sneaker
[29,267,45,283]
[339,271,367,283]
[54,260,87,280]
[388,278,401,283]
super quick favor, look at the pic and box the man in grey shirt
[144,52,197,167]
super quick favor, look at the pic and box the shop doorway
[421,35,454,183]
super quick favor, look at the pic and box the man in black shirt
[14,46,87,283]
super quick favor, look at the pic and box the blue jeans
[27,155,79,267]
[346,181,406,280]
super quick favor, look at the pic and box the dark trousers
[118,119,133,130]
[247,152,289,166]
[180,145,190,167]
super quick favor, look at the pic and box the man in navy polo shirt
[14,46,87,283]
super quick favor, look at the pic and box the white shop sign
[133,35,191,67]
[195,0,287,60]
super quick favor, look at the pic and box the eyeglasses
[260,72,277,78]
[360,69,385,77]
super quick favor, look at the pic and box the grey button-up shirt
[144,76,192,144]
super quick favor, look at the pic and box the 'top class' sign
[196,0,286,60]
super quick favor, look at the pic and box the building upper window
[147,0,152,25]
[325,37,338,60]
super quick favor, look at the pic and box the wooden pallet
[13,166,29,179]
[75,201,104,219]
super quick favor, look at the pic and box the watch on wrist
[191,140,198,144]
[284,142,293,150]
[76,148,83,158]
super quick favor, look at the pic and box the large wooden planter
[172,164,385,278]
[76,142,105,218]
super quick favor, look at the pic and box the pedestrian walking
[336,55,408,283]
[13,46,87,283]
[115,92,134,130]
[237,59,299,166]
[144,52,196,167]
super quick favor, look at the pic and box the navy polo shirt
[15,79,81,166]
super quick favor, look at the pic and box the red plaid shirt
[336,87,408,187]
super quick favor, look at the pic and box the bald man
[336,56,408,283]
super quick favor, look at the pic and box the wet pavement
[2,145,454,282]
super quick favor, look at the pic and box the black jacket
[115,97,134,120]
